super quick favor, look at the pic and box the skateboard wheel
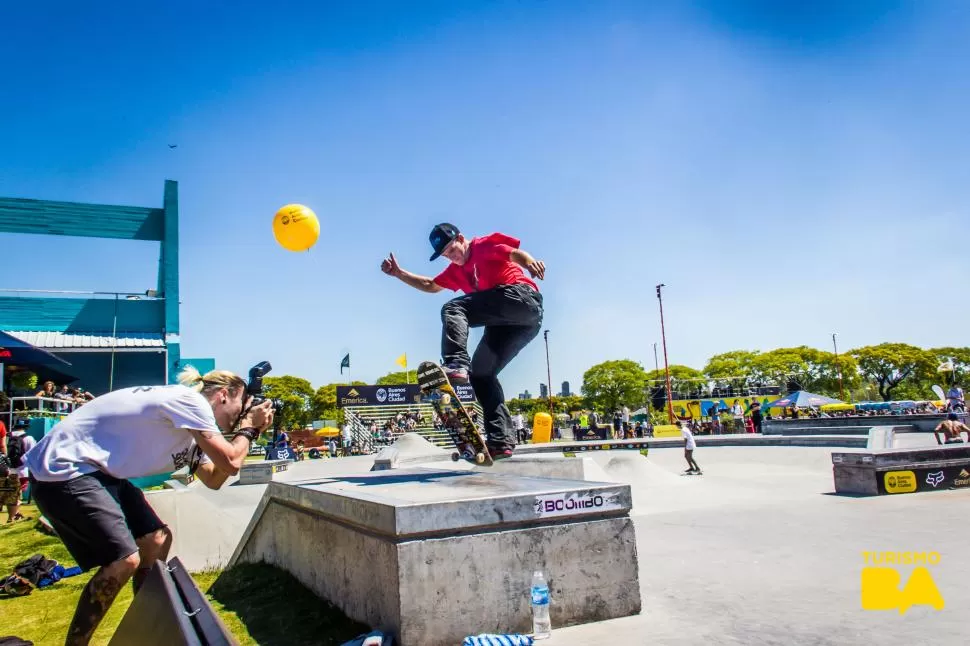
[451,452,460,462]
[476,453,486,464]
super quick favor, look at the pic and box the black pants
[441,283,543,449]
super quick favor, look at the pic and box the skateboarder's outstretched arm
[509,247,546,280]
[381,252,443,293]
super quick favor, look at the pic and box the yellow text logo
[884,471,916,493]
[861,552,944,614]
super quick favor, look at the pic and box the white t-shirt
[25,384,217,482]
[681,425,696,450]
[11,431,37,478]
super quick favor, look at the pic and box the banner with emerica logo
[337,384,476,407]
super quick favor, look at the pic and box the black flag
[340,353,350,374]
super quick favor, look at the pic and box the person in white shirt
[511,412,526,443]
[24,366,274,646]
[732,400,745,433]
[681,423,701,474]
[0,419,37,523]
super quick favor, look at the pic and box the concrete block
[832,445,970,495]
[371,432,451,471]
[480,455,607,481]
[867,426,896,450]
[833,465,879,495]
[238,459,289,485]
[230,468,640,646]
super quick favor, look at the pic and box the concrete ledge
[774,426,877,436]
[238,459,289,485]
[520,435,868,453]
[371,432,452,471]
[832,445,970,495]
[229,468,640,645]
[475,455,612,481]
[766,412,961,434]
[832,444,970,467]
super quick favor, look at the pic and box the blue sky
[1,0,968,397]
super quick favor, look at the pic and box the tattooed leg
[66,553,140,646]
[132,527,173,594]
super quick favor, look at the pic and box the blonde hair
[176,365,246,396]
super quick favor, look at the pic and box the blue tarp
[0,330,73,367]
[765,390,843,409]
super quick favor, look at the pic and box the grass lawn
[1,504,369,645]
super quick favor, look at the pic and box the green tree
[376,370,418,385]
[263,375,314,430]
[581,360,648,413]
[927,347,970,389]
[507,394,586,420]
[703,350,760,383]
[749,348,811,390]
[310,383,343,426]
[556,394,587,415]
[644,365,705,397]
[850,343,934,401]
[798,347,860,398]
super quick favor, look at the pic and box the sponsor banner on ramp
[337,384,477,407]
[533,491,624,518]
[880,466,970,494]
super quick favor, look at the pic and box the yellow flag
[395,353,408,369]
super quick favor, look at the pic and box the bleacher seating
[346,401,484,450]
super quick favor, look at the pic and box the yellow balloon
[273,204,320,252]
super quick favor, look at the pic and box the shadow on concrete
[294,469,471,488]
[207,562,369,646]
[820,491,874,499]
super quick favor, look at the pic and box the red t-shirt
[433,232,538,295]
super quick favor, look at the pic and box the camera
[247,361,284,415]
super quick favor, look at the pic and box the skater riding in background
[381,222,545,459]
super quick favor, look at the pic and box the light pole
[543,330,553,413]
[832,333,845,401]
[656,284,674,423]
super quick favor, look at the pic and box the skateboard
[417,360,493,466]
[682,470,703,476]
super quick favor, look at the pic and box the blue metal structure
[0,180,212,394]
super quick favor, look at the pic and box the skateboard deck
[417,361,493,466]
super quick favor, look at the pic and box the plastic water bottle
[531,570,551,639]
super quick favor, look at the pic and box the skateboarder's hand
[381,252,402,277]
[241,399,275,432]
[524,258,545,280]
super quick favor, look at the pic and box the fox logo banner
[878,465,970,494]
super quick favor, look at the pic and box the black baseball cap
[429,223,459,261]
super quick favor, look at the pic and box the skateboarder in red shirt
[381,223,545,459]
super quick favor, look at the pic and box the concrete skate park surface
[147,432,969,645]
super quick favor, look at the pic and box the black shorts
[29,471,166,572]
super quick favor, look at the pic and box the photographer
[23,365,274,646]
